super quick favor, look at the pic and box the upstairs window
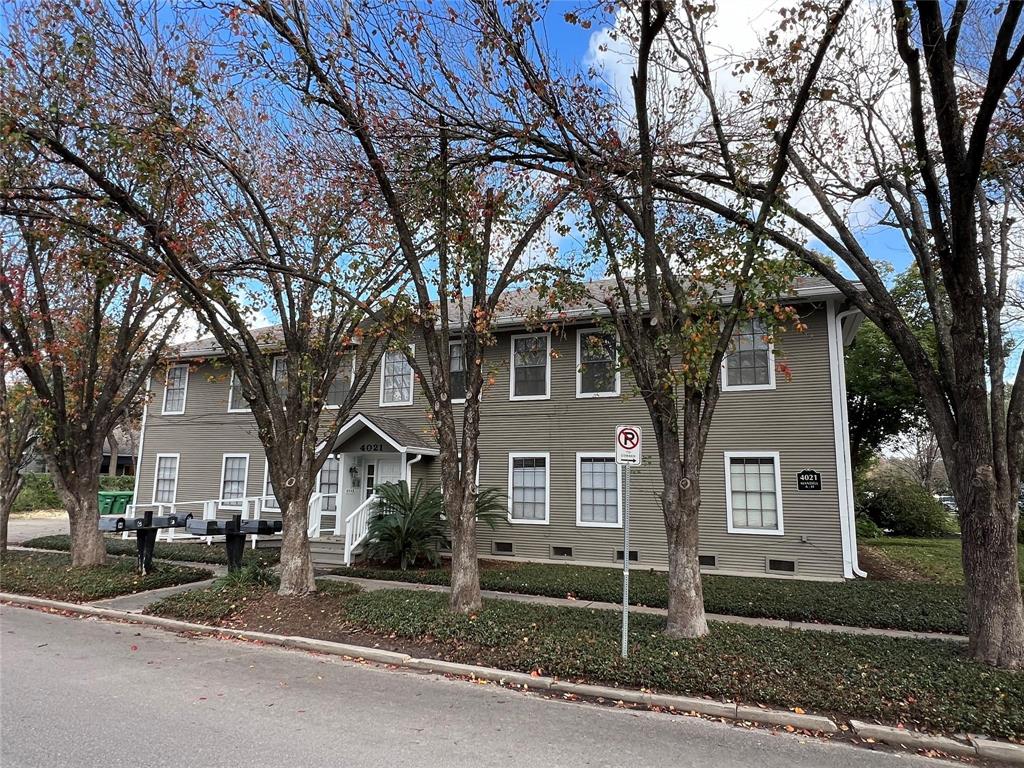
[725,452,784,535]
[449,341,466,402]
[326,354,354,407]
[380,347,414,406]
[723,318,775,390]
[272,356,287,401]
[577,330,619,397]
[161,364,189,415]
[227,370,249,412]
[510,333,550,400]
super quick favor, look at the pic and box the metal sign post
[615,425,641,659]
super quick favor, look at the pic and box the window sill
[160,410,186,416]
[576,520,622,529]
[575,391,620,399]
[379,400,414,408]
[726,526,785,536]
[721,384,776,392]
[507,517,549,525]
[226,408,250,414]
[509,394,550,402]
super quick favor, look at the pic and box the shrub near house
[857,474,956,538]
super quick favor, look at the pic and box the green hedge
[150,585,1024,739]
[13,473,136,513]
[0,550,211,601]
[341,562,967,634]
[21,535,279,566]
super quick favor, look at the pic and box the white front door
[364,456,401,499]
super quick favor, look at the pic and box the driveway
[6,515,69,544]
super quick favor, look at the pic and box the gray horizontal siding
[137,303,846,579]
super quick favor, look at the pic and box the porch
[124,412,438,567]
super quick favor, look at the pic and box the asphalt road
[0,605,942,768]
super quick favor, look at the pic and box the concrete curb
[2,592,1018,760]
[849,720,1021,763]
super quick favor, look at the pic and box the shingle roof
[169,275,857,359]
[346,412,438,454]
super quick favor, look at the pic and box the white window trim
[151,453,180,505]
[721,321,776,392]
[449,339,467,405]
[227,370,250,413]
[160,364,189,415]
[575,452,622,528]
[379,344,415,407]
[509,332,551,401]
[261,459,279,509]
[219,453,250,508]
[575,328,620,399]
[507,451,550,525]
[724,450,785,536]
[324,355,357,409]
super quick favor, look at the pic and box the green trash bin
[99,490,134,515]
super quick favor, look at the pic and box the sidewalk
[319,574,968,643]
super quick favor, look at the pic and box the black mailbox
[98,508,192,574]
[185,514,281,572]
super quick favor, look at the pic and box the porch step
[310,536,360,568]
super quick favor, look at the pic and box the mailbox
[185,515,281,572]
[98,509,192,574]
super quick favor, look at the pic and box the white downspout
[828,302,867,578]
[406,452,423,485]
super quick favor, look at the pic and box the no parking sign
[615,425,642,465]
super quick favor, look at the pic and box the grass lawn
[148,581,1024,740]
[0,550,212,602]
[337,561,968,635]
[21,534,279,567]
[863,537,1024,585]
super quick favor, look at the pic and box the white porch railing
[306,493,340,539]
[343,493,377,566]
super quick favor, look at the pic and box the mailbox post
[186,515,282,572]
[98,509,192,574]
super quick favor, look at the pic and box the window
[161,365,189,415]
[227,370,248,412]
[262,461,279,510]
[723,318,775,390]
[577,330,619,397]
[152,454,179,504]
[319,456,340,513]
[576,453,621,527]
[510,333,550,400]
[380,347,414,406]
[725,452,784,535]
[508,453,549,523]
[272,356,287,401]
[449,341,466,402]
[326,355,354,407]
[219,454,250,507]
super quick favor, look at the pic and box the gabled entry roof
[333,412,439,455]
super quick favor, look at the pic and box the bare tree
[631,1,1024,667]
[1,1,398,591]
[243,0,575,612]
[0,370,37,553]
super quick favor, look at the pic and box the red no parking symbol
[615,425,642,465]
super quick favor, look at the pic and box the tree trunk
[52,470,107,567]
[448,490,482,613]
[959,474,1024,668]
[0,477,21,553]
[278,496,316,596]
[661,460,709,638]
[107,432,119,477]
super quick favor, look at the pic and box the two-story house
[130,276,866,581]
